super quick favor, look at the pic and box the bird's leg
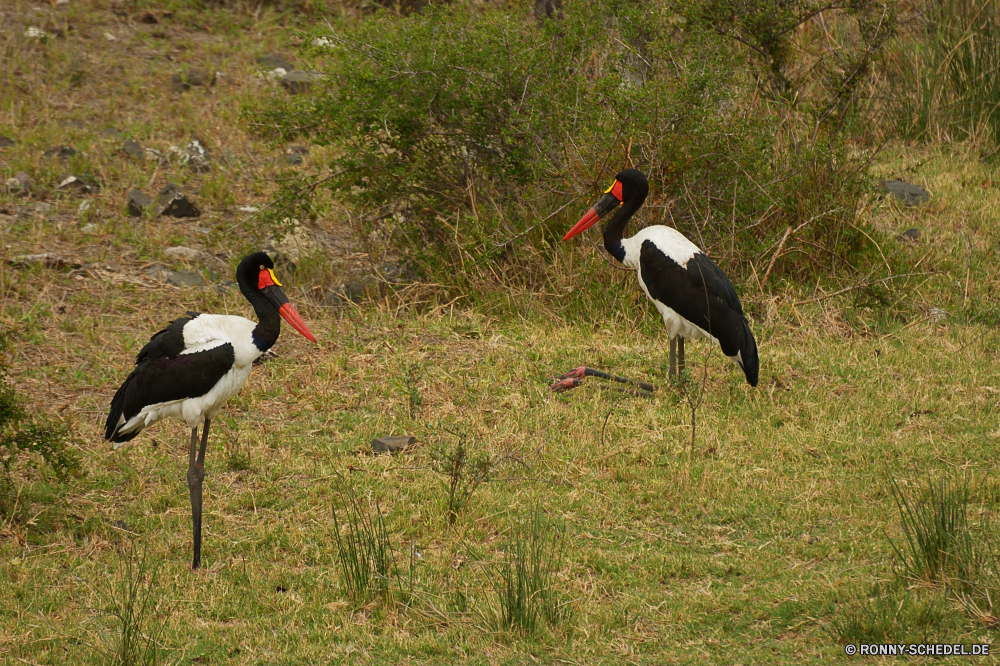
[678,338,685,377]
[187,419,210,570]
[669,338,677,381]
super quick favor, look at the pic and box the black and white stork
[105,251,317,569]
[563,169,759,387]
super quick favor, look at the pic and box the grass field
[3,1,1000,664]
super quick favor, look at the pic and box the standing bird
[563,169,758,386]
[105,252,317,569]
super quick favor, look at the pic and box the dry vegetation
[2,1,1000,664]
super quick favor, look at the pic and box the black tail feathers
[740,318,759,387]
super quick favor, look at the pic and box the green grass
[3,0,1000,663]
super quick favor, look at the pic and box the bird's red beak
[563,179,624,241]
[278,302,317,342]
[563,207,601,240]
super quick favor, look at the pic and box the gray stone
[279,70,325,95]
[127,190,151,217]
[167,270,208,288]
[77,200,91,217]
[0,135,14,147]
[323,288,348,306]
[897,228,920,242]
[181,139,210,172]
[57,175,99,194]
[123,139,144,159]
[13,172,31,190]
[258,53,295,71]
[285,151,303,166]
[34,202,54,217]
[102,127,124,139]
[288,145,308,155]
[8,253,81,269]
[81,223,98,233]
[371,435,416,454]
[380,261,414,283]
[171,68,215,92]
[144,265,172,281]
[44,145,77,160]
[157,183,200,218]
[344,280,365,301]
[883,180,930,207]
[165,245,206,262]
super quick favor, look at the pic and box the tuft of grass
[828,583,947,645]
[888,474,981,586]
[487,511,572,636]
[332,479,395,607]
[91,541,170,666]
[429,431,494,525]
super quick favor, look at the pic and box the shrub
[248,0,898,291]
[0,328,79,517]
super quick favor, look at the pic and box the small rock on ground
[127,190,152,217]
[44,145,77,160]
[171,68,215,92]
[123,139,144,159]
[144,265,172,282]
[157,183,200,217]
[34,202,54,217]
[181,139,210,172]
[883,180,930,207]
[167,270,207,287]
[165,246,206,262]
[371,436,417,454]
[102,127,125,139]
[258,53,295,71]
[57,175,99,194]
[280,70,325,95]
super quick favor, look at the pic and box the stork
[105,252,317,569]
[563,169,759,387]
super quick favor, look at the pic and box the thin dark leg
[669,338,677,381]
[187,419,210,570]
[678,338,685,376]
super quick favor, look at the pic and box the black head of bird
[564,168,649,240]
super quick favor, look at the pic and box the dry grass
[3,1,1000,664]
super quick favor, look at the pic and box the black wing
[639,241,759,385]
[105,316,235,442]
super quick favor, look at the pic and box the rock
[144,265,172,282]
[101,127,124,139]
[896,228,920,242]
[181,139,210,172]
[0,135,14,147]
[103,31,117,42]
[164,246,206,262]
[272,221,317,263]
[279,70,325,95]
[258,53,295,71]
[323,288,348,306]
[171,68,215,92]
[138,11,158,23]
[13,172,31,190]
[44,145,77,160]
[122,139,144,159]
[371,435,416,454]
[883,180,930,207]
[344,279,365,301]
[167,270,208,288]
[157,183,200,217]
[380,261,414,283]
[34,202,54,217]
[57,175,98,194]
[81,223,98,233]
[144,147,163,162]
[127,190,151,217]
[8,253,81,269]
[285,151,303,166]
[77,200,91,217]
[24,27,48,39]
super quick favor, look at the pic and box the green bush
[0,329,79,518]
[248,0,897,291]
